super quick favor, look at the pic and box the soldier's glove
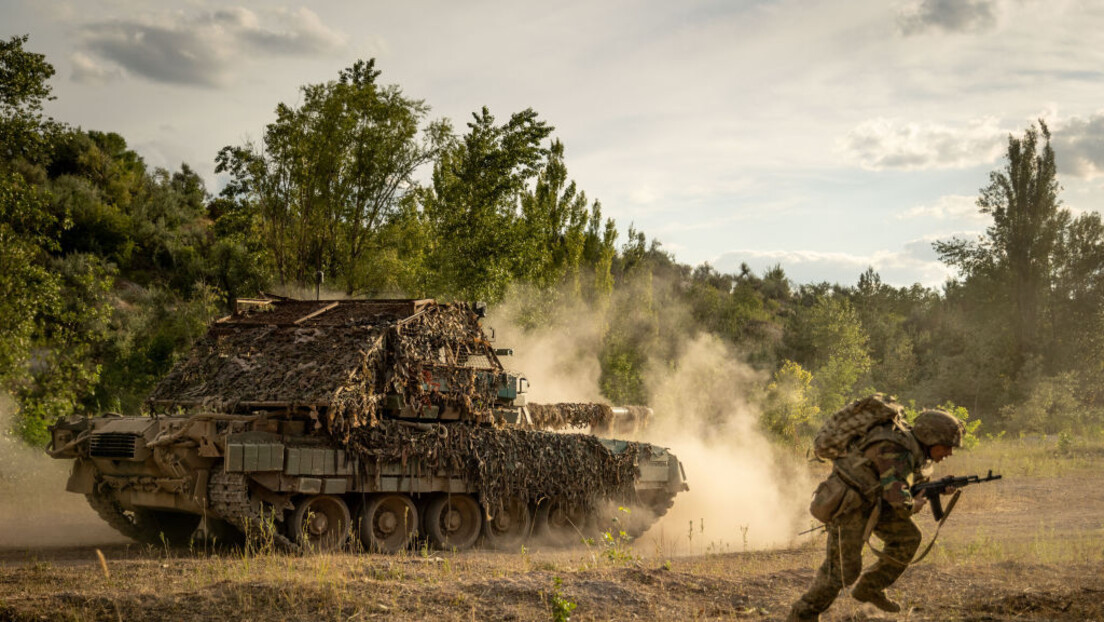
[910,494,928,515]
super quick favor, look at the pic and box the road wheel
[535,498,589,547]
[359,494,418,553]
[481,496,532,550]
[289,495,351,552]
[424,494,482,550]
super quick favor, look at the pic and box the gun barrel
[911,471,1002,496]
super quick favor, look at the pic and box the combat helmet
[912,409,964,448]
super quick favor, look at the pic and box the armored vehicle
[48,298,688,552]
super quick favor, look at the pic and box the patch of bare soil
[0,547,1101,621]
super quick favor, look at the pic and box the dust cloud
[639,334,811,554]
[488,296,606,404]
[0,395,129,549]
[490,292,812,554]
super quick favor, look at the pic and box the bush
[1001,373,1087,435]
[761,360,820,441]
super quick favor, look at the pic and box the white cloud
[1052,113,1104,179]
[898,194,986,222]
[75,6,348,87]
[628,185,657,205]
[232,7,347,56]
[897,0,1000,36]
[839,116,1007,170]
[69,51,122,85]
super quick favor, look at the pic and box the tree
[762,360,820,441]
[0,170,60,382]
[0,34,56,165]
[760,264,792,303]
[848,268,923,395]
[422,107,553,302]
[935,120,1066,372]
[516,140,592,292]
[11,253,114,445]
[581,201,618,303]
[784,295,872,413]
[1051,211,1104,379]
[0,34,63,411]
[216,59,449,293]
[683,263,777,359]
[1,38,226,443]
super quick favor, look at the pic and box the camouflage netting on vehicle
[364,304,502,431]
[528,403,614,430]
[147,323,388,409]
[148,301,505,436]
[345,420,643,517]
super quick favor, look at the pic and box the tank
[47,297,688,552]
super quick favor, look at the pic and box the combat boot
[851,585,901,613]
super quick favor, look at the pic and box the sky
[5,0,1104,288]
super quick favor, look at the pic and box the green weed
[547,576,577,622]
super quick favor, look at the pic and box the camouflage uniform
[789,423,928,621]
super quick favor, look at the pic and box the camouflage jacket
[833,422,929,516]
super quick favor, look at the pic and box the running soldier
[787,408,964,621]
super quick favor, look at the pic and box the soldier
[787,409,965,621]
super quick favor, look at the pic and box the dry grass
[2,436,1103,621]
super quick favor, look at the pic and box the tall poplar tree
[935,120,1066,372]
[421,107,552,302]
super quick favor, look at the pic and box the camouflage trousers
[790,503,922,619]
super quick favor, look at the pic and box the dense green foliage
[3,36,1104,446]
[1,36,224,443]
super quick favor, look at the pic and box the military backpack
[812,393,908,461]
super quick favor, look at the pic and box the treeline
[3,35,1104,446]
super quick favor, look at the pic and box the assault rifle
[910,469,1002,521]
[798,469,1003,536]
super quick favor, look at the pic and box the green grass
[952,432,1104,478]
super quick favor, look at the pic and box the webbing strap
[862,490,961,567]
[861,501,881,542]
[910,489,961,564]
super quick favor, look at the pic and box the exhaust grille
[89,433,140,459]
